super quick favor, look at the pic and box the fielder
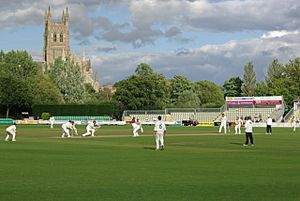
[235,116,243,134]
[266,115,272,135]
[132,118,143,137]
[82,120,99,137]
[243,116,254,146]
[5,123,17,141]
[49,116,55,128]
[61,120,74,138]
[154,116,166,150]
[291,116,298,132]
[219,113,227,134]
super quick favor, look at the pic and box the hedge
[32,103,117,118]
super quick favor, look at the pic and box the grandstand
[284,99,300,123]
[123,110,166,122]
[123,96,285,124]
[225,96,284,122]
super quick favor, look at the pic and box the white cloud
[90,30,300,85]
[261,30,299,39]
[0,0,299,46]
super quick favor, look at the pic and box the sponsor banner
[254,96,282,101]
[17,120,39,125]
[197,122,214,127]
[226,96,283,102]
[226,97,254,101]
[227,100,255,105]
[255,100,282,105]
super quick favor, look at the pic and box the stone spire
[82,48,86,62]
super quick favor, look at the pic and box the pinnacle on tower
[66,7,69,17]
[82,48,86,62]
[62,9,65,20]
[45,6,51,20]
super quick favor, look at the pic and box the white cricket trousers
[235,125,241,134]
[219,122,227,134]
[133,125,142,137]
[5,131,16,141]
[292,123,296,131]
[82,128,95,136]
[155,133,164,150]
[61,128,71,138]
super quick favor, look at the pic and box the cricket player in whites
[5,123,17,141]
[219,113,227,134]
[291,116,298,132]
[49,116,55,128]
[82,120,98,137]
[61,120,75,138]
[266,115,272,135]
[132,118,143,137]
[154,116,166,150]
[235,116,243,134]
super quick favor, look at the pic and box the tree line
[0,50,299,118]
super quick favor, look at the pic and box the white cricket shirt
[154,121,166,134]
[6,125,16,133]
[267,118,272,126]
[245,120,253,133]
[62,122,73,129]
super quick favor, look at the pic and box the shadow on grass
[229,142,243,146]
[143,147,156,150]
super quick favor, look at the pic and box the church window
[54,33,57,42]
[60,34,63,42]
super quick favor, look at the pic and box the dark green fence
[32,104,117,118]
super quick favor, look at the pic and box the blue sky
[0,0,299,85]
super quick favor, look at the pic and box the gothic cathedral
[43,7,99,91]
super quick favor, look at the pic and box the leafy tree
[194,80,224,107]
[29,73,64,105]
[169,75,193,104]
[223,76,243,97]
[49,56,86,103]
[85,83,96,94]
[0,50,62,117]
[175,90,201,108]
[241,61,256,96]
[0,71,33,117]
[0,50,38,78]
[282,57,300,106]
[135,63,154,76]
[265,59,285,95]
[255,81,268,96]
[266,59,285,86]
[113,64,169,110]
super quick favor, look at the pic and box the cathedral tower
[43,7,70,66]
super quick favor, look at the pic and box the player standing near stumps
[243,116,254,146]
[291,116,298,132]
[235,116,243,134]
[219,113,227,134]
[5,123,17,141]
[132,118,143,137]
[154,116,166,150]
[266,115,272,135]
[49,116,55,128]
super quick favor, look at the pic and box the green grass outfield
[0,125,299,201]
